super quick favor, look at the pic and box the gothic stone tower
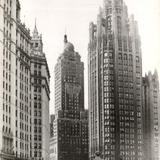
[88,0,143,160]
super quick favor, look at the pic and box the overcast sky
[20,0,160,114]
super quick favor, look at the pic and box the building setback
[142,71,160,160]
[50,35,88,160]
[88,0,143,160]
[0,0,50,159]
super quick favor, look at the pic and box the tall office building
[30,24,50,160]
[88,0,143,160]
[142,71,160,160]
[50,35,88,160]
[0,0,32,159]
[0,0,50,159]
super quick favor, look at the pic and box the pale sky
[20,0,160,114]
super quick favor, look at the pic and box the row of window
[34,119,42,125]
[34,135,42,141]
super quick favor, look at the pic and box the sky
[20,0,160,114]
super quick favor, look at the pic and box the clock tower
[31,21,44,56]
[30,22,50,160]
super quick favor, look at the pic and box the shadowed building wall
[50,35,89,160]
[142,71,160,160]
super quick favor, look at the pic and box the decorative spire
[64,34,68,44]
[63,34,75,52]
[154,69,159,79]
[33,18,38,37]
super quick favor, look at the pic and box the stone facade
[88,0,143,159]
[0,0,31,159]
[30,24,50,160]
[0,1,50,159]
[142,71,160,160]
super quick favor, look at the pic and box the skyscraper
[0,0,32,159]
[142,71,160,160]
[88,0,143,160]
[50,35,88,160]
[30,24,50,160]
[0,1,50,159]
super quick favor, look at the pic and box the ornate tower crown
[103,0,124,8]
[31,20,44,56]
[63,35,74,52]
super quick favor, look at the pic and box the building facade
[88,0,143,160]
[142,71,160,160]
[15,5,32,160]
[0,0,50,159]
[30,24,50,160]
[0,0,32,159]
[50,114,55,138]
[50,35,88,160]
[49,114,56,160]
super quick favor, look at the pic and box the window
[34,87,37,92]
[117,16,121,34]
[39,144,42,149]
[34,151,37,157]
[38,87,41,92]
[34,127,37,132]
[34,102,37,108]
[39,103,41,109]
[34,135,37,141]
[136,56,139,63]
[39,135,42,141]
[34,94,37,100]
[35,43,38,48]
[38,119,41,125]
[34,119,37,124]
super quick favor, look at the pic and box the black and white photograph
[0,0,160,160]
